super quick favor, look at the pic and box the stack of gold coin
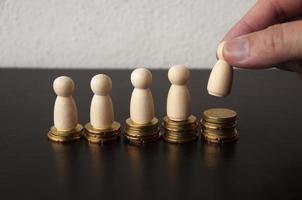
[84,122,121,144]
[162,115,198,143]
[201,108,238,144]
[48,124,83,143]
[124,118,160,145]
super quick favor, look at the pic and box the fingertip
[216,41,226,60]
[223,36,250,65]
[223,36,271,69]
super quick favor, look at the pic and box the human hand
[222,0,302,76]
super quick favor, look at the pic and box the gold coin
[202,128,237,138]
[125,124,158,132]
[163,115,197,126]
[201,120,236,130]
[202,131,238,144]
[124,129,160,145]
[125,118,158,128]
[163,123,197,132]
[124,127,160,137]
[163,115,198,132]
[85,130,120,143]
[203,108,237,123]
[163,134,197,143]
[163,122,197,131]
[163,128,197,136]
[85,122,121,134]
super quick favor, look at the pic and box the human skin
[222,0,302,75]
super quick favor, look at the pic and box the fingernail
[224,36,250,62]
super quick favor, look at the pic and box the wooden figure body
[90,74,114,129]
[166,65,191,121]
[130,68,155,124]
[207,60,233,97]
[53,76,78,131]
[207,42,233,97]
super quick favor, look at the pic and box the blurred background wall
[0,0,255,68]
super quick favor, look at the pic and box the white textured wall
[0,0,255,68]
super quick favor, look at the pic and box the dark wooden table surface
[0,69,302,200]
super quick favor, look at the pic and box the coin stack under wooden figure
[162,115,198,143]
[201,108,238,144]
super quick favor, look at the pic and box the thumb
[223,20,302,69]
